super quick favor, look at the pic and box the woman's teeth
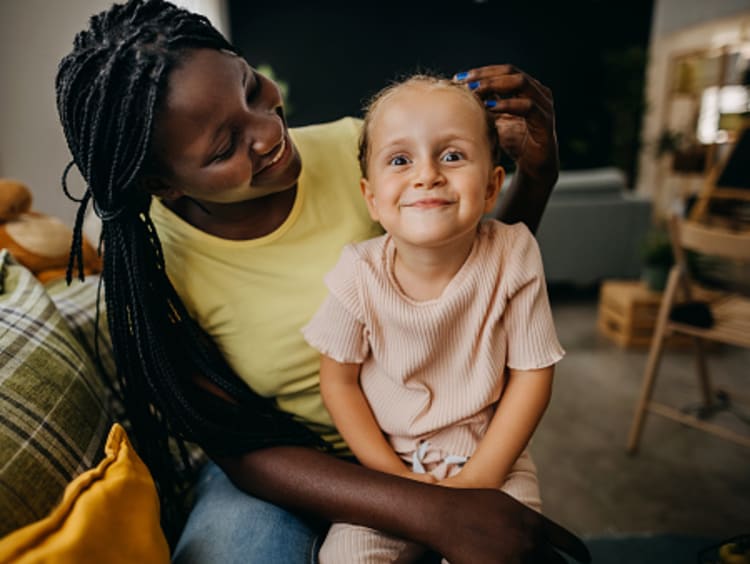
[269,137,286,166]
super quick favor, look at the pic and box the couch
[0,250,170,562]
[493,167,653,287]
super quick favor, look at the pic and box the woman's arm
[441,366,554,490]
[455,64,559,234]
[215,445,588,564]
[319,355,435,483]
[197,372,587,563]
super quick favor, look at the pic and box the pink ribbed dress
[303,219,564,563]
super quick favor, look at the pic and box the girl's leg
[500,449,542,513]
[320,522,425,564]
[172,461,323,564]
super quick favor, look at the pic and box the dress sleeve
[301,245,370,364]
[503,225,565,370]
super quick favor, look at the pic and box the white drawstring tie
[411,440,468,474]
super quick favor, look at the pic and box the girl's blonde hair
[357,73,503,177]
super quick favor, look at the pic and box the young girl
[303,75,564,563]
[56,1,589,562]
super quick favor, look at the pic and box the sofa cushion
[0,250,111,537]
[0,423,170,563]
[45,275,123,422]
[552,167,627,197]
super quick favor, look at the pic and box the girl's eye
[388,155,410,166]
[441,151,463,162]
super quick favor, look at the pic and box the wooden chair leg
[627,268,681,454]
[627,326,667,454]
[693,337,713,407]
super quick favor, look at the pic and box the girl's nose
[413,160,444,189]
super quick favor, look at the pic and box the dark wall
[229,0,653,182]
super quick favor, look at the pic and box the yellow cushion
[0,423,170,563]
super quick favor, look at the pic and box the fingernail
[484,99,497,108]
[468,81,480,90]
[455,71,468,81]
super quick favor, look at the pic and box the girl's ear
[141,176,183,200]
[484,165,505,213]
[361,178,379,221]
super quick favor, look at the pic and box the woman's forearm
[494,166,557,235]
[215,446,439,543]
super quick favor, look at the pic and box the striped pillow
[45,274,123,423]
[0,250,111,537]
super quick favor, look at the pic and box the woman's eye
[441,151,463,162]
[388,155,410,166]
[212,139,236,163]
[246,71,262,103]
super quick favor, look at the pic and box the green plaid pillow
[0,250,111,537]
[45,275,122,421]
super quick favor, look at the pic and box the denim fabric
[172,462,321,564]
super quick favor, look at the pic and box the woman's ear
[484,166,505,213]
[360,178,379,221]
[141,176,183,200]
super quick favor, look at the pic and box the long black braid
[56,0,329,543]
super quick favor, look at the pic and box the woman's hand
[454,64,558,182]
[455,65,558,232]
[432,486,590,564]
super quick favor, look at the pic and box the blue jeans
[172,461,323,564]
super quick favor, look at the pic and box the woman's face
[149,49,301,204]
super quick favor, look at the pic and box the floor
[530,287,750,545]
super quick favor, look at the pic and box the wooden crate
[597,280,695,349]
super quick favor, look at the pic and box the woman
[56,1,587,562]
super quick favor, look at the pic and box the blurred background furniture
[527,168,652,286]
[627,215,750,453]
[690,125,750,225]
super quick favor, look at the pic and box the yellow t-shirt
[150,117,382,451]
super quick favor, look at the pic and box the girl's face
[361,83,503,250]
[148,49,301,204]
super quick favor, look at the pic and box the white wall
[0,0,229,227]
[651,0,750,39]
[635,0,750,217]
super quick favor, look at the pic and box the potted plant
[640,229,674,291]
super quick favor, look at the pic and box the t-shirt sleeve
[301,245,370,364]
[502,225,565,370]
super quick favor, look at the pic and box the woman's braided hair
[56,0,328,541]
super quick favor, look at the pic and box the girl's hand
[438,472,474,489]
[439,468,503,491]
[397,469,438,485]
[455,65,558,182]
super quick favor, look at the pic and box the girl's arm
[441,365,554,490]
[319,354,435,484]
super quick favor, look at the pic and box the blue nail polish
[468,81,480,90]
[484,99,497,108]
[455,71,468,81]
